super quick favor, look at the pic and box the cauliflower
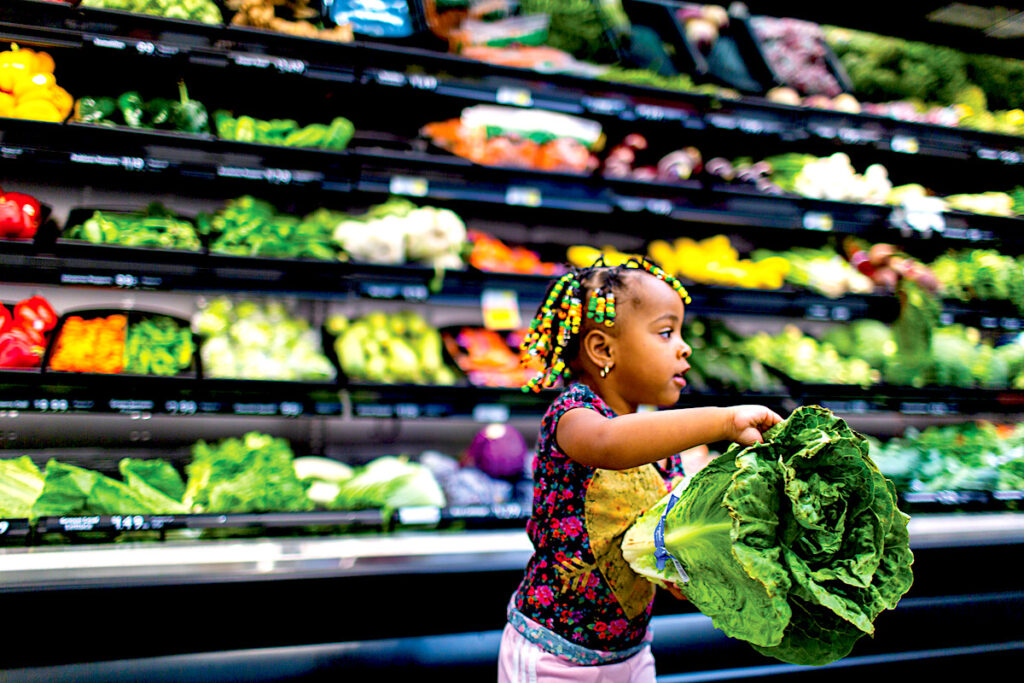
[404,207,467,267]
[335,215,407,265]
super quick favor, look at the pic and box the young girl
[498,258,782,682]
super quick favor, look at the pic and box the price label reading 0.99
[33,399,69,412]
[164,400,198,415]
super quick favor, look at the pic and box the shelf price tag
[482,288,521,331]
[803,212,833,231]
[505,186,542,207]
[397,506,442,525]
[408,74,438,90]
[389,175,429,197]
[891,135,919,154]
[473,404,510,423]
[496,87,533,107]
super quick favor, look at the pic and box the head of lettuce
[621,405,914,666]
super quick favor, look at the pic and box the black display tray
[42,307,198,380]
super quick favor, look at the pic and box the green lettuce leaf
[32,460,188,517]
[183,432,313,513]
[0,456,45,518]
[622,405,914,666]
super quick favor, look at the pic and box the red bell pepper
[0,191,42,240]
[0,328,44,368]
[0,304,11,335]
[13,295,56,334]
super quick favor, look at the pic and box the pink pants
[497,622,657,683]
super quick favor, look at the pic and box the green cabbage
[621,406,914,666]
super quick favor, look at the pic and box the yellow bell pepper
[0,91,14,117]
[11,98,62,123]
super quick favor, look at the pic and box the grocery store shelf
[4,0,1024,175]
[1,513,1020,591]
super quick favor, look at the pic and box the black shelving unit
[2,1,1024,679]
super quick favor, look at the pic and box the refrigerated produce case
[2,1,1024,679]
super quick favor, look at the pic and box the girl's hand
[729,405,783,446]
[665,582,688,601]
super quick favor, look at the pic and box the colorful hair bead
[519,257,691,392]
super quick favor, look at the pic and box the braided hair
[519,257,691,392]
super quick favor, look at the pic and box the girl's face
[606,273,692,411]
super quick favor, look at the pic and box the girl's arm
[557,405,781,470]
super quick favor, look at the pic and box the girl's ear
[581,328,615,368]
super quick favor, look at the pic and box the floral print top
[512,383,686,653]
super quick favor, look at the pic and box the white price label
[506,186,542,207]
[891,135,920,154]
[408,74,438,90]
[389,175,429,197]
[803,212,833,231]
[473,404,510,423]
[496,87,533,107]
[398,506,442,525]
[375,70,407,86]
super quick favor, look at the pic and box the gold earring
[600,364,612,378]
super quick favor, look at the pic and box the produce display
[871,421,1024,495]
[213,110,354,150]
[0,187,43,241]
[442,327,539,388]
[421,450,519,507]
[193,297,335,381]
[184,432,312,513]
[199,196,340,260]
[331,198,468,269]
[74,81,210,134]
[683,318,786,394]
[48,313,128,374]
[0,43,73,123]
[930,248,1024,313]
[597,66,738,98]
[649,234,790,290]
[565,244,644,269]
[751,246,875,299]
[421,105,603,174]
[79,0,224,24]
[63,204,202,251]
[602,134,704,183]
[226,0,355,42]
[825,27,1024,135]
[842,239,940,294]
[122,315,195,376]
[324,455,445,512]
[764,152,892,205]
[621,406,913,665]
[0,296,57,369]
[1,455,189,519]
[0,456,45,518]
[33,458,189,517]
[740,324,879,386]
[327,310,457,385]
[750,16,843,97]
[467,229,565,276]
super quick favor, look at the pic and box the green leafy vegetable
[621,405,914,666]
[0,456,45,518]
[183,432,313,513]
[331,456,445,512]
[32,460,188,517]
